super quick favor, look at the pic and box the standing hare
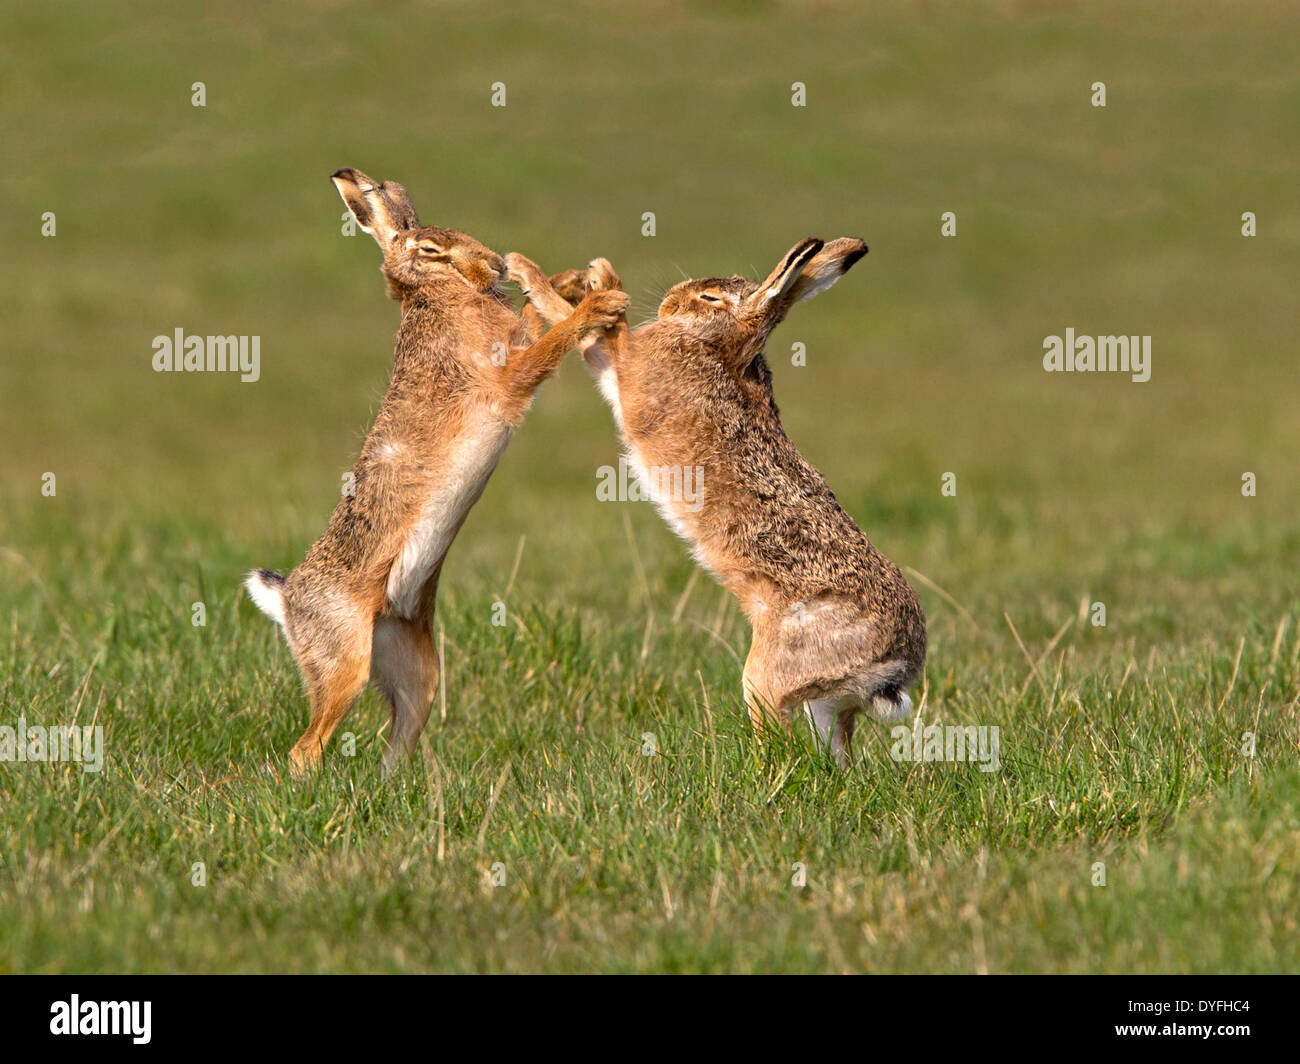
[246,169,627,775]
[515,238,925,766]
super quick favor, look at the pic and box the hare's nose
[488,253,507,277]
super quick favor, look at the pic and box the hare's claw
[547,268,590,305]
[581,289,629,331]
[586,257,621,293]
[504,252,545,293]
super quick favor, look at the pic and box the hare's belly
[623,440,716,572]
[385,420,514,618]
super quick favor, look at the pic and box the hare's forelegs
[520,270,586,342]
[508,254,628,382]
[581,258,631,371]
[505,254,584,326]
[371,615,440,774]
[502,288,629,401]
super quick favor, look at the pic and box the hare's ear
[787,237,868,303]
[331,168,419,247]
[376,180,420,231]
[743,238,824,318]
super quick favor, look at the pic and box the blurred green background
[1,1,1298,973]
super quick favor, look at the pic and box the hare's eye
[417,243,442,255]
[699,293,723,305]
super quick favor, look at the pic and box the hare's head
[655,237,868,354]
[332,168,507,300]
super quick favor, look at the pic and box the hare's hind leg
[284,592,374,777]
[806,695,859,768]
[371,614,440,774]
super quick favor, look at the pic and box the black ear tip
[844,241,869,267]
[788,237,824,269]
[332,168,378,193]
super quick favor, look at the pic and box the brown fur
[518,239,925,766]
[247,169,626,776]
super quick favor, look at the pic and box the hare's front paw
[548,268,589,305]
[504,252,545,293]
[579,289,630,332]
[586,257,621,293]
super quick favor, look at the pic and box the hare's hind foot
[283,592,374,778]
[805,695,859,768]
[804,687,914,767]
[287,650,370,778]
[371,615,440,775]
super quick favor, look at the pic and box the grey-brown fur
[519,238,925,765]
[246,169,626,776]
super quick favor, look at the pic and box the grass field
[2,0,1298,973]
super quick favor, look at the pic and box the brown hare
[246,169,627,776]
[514,239,925,766]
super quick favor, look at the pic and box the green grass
[1,0,1298,972]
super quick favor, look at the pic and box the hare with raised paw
[518,239,925,766]
[246,169,626,776]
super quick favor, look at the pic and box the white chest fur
[385,419,515,618]
[591,357,709,567]
[594,362,622,418]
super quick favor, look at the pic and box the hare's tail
[245,568,287,627]
[868,687,913,722]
